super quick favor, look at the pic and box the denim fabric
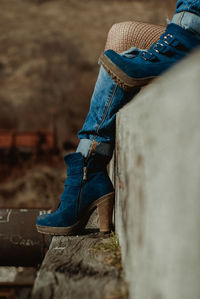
[76,139,94,157]
[76,139,114,159]
[176,0,200,16]
[78,65,138,145]
[77,47,140,157]
[78,66,136,144]
[172,11,200,36]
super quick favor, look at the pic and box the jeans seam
[178,11,184,25]
[95,84,118,135]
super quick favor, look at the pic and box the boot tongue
[64,153,84,175]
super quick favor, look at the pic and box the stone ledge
[114,49,200,299]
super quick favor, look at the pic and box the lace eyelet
[141,51,159,62]
[164,34,174,45]
[153,43,165,53]
[141,52,148,61]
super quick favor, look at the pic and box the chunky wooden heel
[97,192,114,232]
[37,192,115,236]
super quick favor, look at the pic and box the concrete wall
[114,49,200,299]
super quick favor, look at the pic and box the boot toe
[36,214,53,227]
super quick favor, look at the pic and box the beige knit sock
[105,21,165,53]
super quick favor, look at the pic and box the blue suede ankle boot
[36,152,114,235]
[99,23,200,90]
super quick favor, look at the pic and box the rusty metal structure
[0,131,58,163]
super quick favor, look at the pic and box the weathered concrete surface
[31,213,124,299]
[114,49,200,299]
[32,234,121,299]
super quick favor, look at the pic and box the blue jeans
[176,0,200,16]
[77,49,139,157]
[78,65,137,143]
[77,1,200,157]
[77,62,137,156]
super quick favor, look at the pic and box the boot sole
[36,192,114,236]
[99,53,156,90]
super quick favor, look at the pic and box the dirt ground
[0,0,177,208]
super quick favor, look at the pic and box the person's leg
[36,65,137,235]
[36,52,139,235]
[36,22,165,235]
[105,21,164,53]
[77,21,165,158]
[76,65,137,158]
[100,1,200,90]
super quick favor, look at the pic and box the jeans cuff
[76,139,113,159]
[172,11,200,36]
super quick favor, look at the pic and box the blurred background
[0,0,176,209]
